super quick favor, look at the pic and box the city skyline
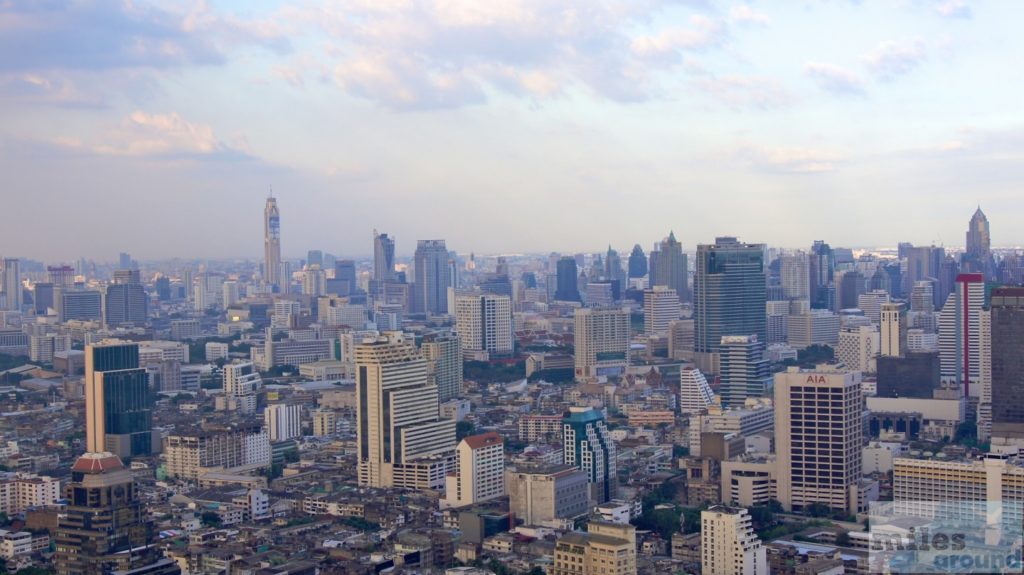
[3,1,1024,259]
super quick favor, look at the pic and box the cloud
[736,142,843,173]
[55,111,247,159]
[803,62,866,96]
[935,0,971,19]
[864,39,927,81]
[693,75,795,110]
[729,5,770,25]
[631,15,730,63]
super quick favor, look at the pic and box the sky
[2,0,1023,262]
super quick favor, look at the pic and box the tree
[200,511,222,528]
[456,420,476,441]
[806,503,833,518]
[836,531,851,547]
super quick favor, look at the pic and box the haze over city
[3,0,1024,260]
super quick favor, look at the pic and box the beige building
[893,449,1024,508]
[454,293,513,361]
[574,307,630,380]
[701,505,767,575]
[667,319,695,361]
[163,424,270,480]
[0,473,61,514]
[356,332,455,490]
[506,465,589,526]
[836,325,880,373]
[643,286,679,336]
[442,432,505,509]
[551,521,636,575]
[422,333,463,402]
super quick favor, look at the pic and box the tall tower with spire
[649,231,689,303]
[964,206,992,277]
[264,192,282,290]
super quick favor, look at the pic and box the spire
[268,184,274,199]
[668,230,677,243]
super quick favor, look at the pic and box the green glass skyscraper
[85,342,154,459]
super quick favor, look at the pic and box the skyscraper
[643,286,680,336]
[905,245,946,309]
[880,302,907,358]
[604,246,626,286]
[679,367,714,415]
[627,244,647,279]
[441,432,505,509]
[989,288,1024,444]
[422,332,463,402]
[264,403,302,442]
[454,293,513,360]
[555,256,581,302]
[356,332,456,489]
[964,206,992,277]
[808,241,834,310]
[223,361,262,414]
[938,273,984,396]
[413,240,452,314]
[263,194,282,289]
[54,453,180,575]
[775,367,864,515]
[563,407,616,504]
[700,506,767,575]
[574,307,630,380]
[1,258,21,311]
[649,231,689,302]
[105,269,148,327]
[48,264,75,289]
[85,342,154,458]
[693,237,767,372]
[718,335,772,408]
[373,229,396,283]
[779,251,810,301]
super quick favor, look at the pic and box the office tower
[836,269,865,311]
[990,288,1024,444]
[48,265,75,289]
[306,249,323,268]
[563,407,617,504]
[441,432,505,509]
[964,206,992,276]
[910,280,935,313]
[836,325,880,373]
[85,342,154,458]
[33,282,54,314]
[193,272,225,311]
[183,268,194,304]
[585,281,615,307]
[643,286,679,336]
[373,229,396,283]
[454,293,513,360]
[413,240,451,315]
[507,466,589,525]
[977,309,992,442]
[679,367,714,414]
[118,252,133,270]
[857,290,889,324]
[627,244,647,279]
[700,506,767,575]
[719,335,772,408]
[880,303,907,357]
[694,237,767,372]
[875,352,941,398]
[1,258,21,311]
[905,245,946,309]
[604,246,626,286]
[775,367,864,515]
[808,241,834,310]
[778,252,810,301]
[554,256,581,302]
[668,319,696,361]
[552,521,636,575]
[574,307,630,380]
[223,361,262,414]
[938,273,983,396]
[302,265,326,296]
[55,288,103,322]
[649,231,689,302]
[54,453,180,575]
[104,269,148,327]
[264,194,282,289]
[264,403,302,442]
[356,332,456,489]
[222,280,240,307]
[422,333,463,402]
[333,259,357,295]
[786,310,841,349]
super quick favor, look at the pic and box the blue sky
[1,0,1022,261]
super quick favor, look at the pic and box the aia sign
[806,375,828,384]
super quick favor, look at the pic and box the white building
[223,361,262,414]
[679,367,714,415]
[787,311,841,349]
[574,307,630,380]
[454,293,513,360]
[441,432,505,509]
[880,302,905,358]
[701,505,768,575]
[938,273,984,394]
[163,424,271,480]
[857,290,890,324]
[264,403,302,442]
[205,342,230,362]
[907,328,938,352]
[643,286,679,336]
[0,473,61,514]
[836,325,879,373]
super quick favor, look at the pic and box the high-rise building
[193,272,225,311]
[48,265,75,289]
[775,367,864,515]
[643,286,679,336]
[679,367,714,414]
[454,293,513,360]
[649,231,689,302]
[938,273,984,396]
[555,257,581,302]
[306,249,323,268]
[373,230,396,283]
[104,269,148,327]
[422,332,463,402]
[563,407,616,504]
[163,424,270,480]
[836,269,865,311]
[779,252,810,301]
[356,332,456,489]
[413,240,451,315]
[552,521,636,575]
[264,403,302,442]
[507,465,589,525]
[808,241,834,310]
[836,325,880,373]
[880,302,906,358]
[54,453,180,575]
[990,288,1024,444]
[441,432,505,509]
[694,237,767,372]
[604,246,626,286]
[264,194,282,290]
[118,252,133,270]
[302,265,326,297]
[222,280,240,307]
[857,290,890,324]
[1,258,21,312]
[905,245,946,309]
[85,342,154,459]
[627,244,647,279]
[333,259,358,295]
[223,361,262,414]
[574,307,630,380]
[719,335,771,408]
[964,206,992,277]
[700,505,767,575]
[977,309,992,442]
